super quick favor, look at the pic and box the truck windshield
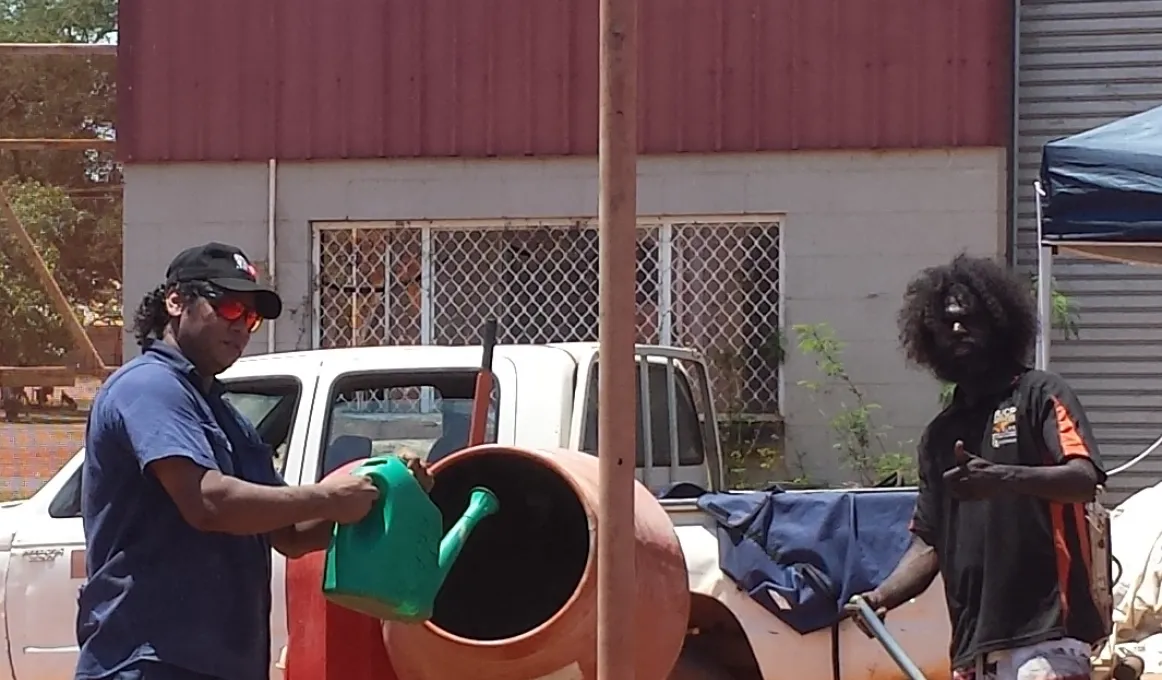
[317,370,499,480]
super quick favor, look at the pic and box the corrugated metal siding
[1017,0,1162,502]
[117,0,1011,163]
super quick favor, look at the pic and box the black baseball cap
[165,242,283,319]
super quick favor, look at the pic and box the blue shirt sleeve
[110,364,220,472]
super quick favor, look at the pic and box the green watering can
[321,455,500,622]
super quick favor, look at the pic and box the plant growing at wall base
[794,323,917,485]
[708,333,806,489]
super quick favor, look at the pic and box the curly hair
[897,254,1039,379]
[131,281,206,347]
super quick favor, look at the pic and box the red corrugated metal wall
[116,0,1011,163]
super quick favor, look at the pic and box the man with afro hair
[852,254,1108,680]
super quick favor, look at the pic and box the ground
[0,379,99,501]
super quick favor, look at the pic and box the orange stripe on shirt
[1072,502,1092,579]
[1050,502,1072,619]
[1052,396,1091,459]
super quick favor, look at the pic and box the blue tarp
[696,489,917,635]
[1041,104,1162,243]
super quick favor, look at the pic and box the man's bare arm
[871,535,940,610]
[996,457,1099,504]
[149,457,334,535]
[270,520,336,559]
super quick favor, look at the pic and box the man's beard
[928,342,1014,388]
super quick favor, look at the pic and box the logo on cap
[234,253,258,280]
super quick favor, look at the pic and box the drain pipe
[1006,0,1021,266]
[266,158,277,354]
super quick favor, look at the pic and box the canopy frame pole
[1034,179,1052,371]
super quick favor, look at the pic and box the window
[580,359,706,467]
[316,371,500,481]
[222,392,285,430]
[47,377,303,519]
[220,379,302,472]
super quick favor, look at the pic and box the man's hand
[396,451,435,493]
[942,440,1003,501]
[844,590,888,638]
[317,472,381,524]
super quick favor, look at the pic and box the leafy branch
[708,336,804,489]
[795,323,917,485]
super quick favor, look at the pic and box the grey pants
[953,638,1092,680]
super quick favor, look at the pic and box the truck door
[5,454,86,680]
[5,376,311,680]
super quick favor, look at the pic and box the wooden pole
[0,183,106,372]
[0,43,116,56]
[0,138,116,151]
[596,0,638,676]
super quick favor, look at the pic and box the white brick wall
[123,149,1006,483]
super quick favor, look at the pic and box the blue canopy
[1040,104,1162,264]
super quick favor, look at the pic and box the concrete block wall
[123,149,1006,484]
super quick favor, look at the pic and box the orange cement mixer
[382,445,691,680]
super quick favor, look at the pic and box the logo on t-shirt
[991,405,1018,448]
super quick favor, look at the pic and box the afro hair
[897,253,1039,378]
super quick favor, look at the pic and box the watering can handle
[351,456,420,498]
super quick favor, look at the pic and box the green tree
[0,0,120,366]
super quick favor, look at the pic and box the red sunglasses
[206,293,263,333]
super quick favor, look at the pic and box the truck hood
[0,501,25,551]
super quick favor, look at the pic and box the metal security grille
[313,218,783,415]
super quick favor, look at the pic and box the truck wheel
[667,646,737,680]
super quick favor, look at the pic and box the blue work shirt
[76,341,284,680]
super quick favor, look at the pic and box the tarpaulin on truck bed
[697,488,918,635]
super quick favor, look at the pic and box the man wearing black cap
[74,243,427,680]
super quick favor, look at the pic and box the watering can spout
[437,486,500,584]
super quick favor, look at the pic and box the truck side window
[317,371,499,481]
[47,377,303,519]
[579,360,706,467]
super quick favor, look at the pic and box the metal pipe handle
[849,595,928,680]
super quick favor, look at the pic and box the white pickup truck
[0,342,950,680]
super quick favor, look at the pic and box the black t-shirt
[910,369,1108,669]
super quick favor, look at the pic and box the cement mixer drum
[383,445,690,680]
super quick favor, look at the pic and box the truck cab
[0,342,723,680]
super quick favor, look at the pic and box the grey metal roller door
[1017,0,1162,502]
